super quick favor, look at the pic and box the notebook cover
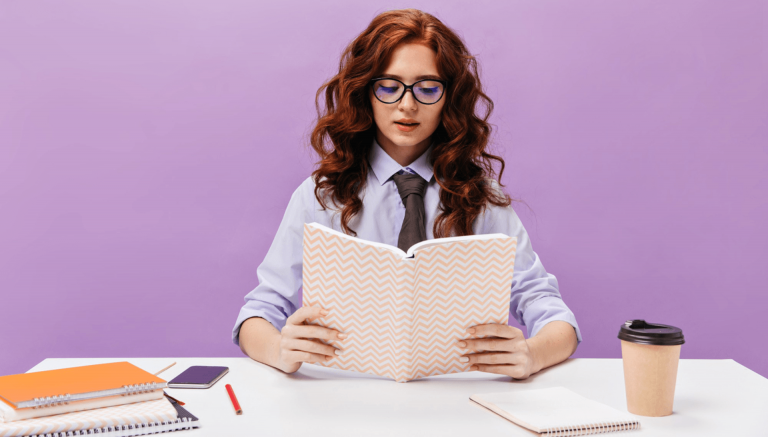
[0,398,177,437]
[302,222,517,382]
[0,362,167,408]
[168,398,199,426]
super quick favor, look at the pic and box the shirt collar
[368,137,435,186]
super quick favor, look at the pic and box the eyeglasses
[370,77,447,105]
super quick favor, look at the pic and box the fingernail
[320,309,330,315]
[467,328,476,334]
[457,341,467,348]
[459,357,469,363]
[324,356,331,361]
[337,333,347,339]
[470,365,478,371]
[334,349,343,356]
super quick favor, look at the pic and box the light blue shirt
[232,139,582,346]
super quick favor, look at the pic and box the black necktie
[392,172,428,252]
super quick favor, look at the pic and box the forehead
[381,43,440,81]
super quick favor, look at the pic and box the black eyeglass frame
[370,77,448,105]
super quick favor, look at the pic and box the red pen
[225,384,242,415]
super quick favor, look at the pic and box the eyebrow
[381,74,443,81]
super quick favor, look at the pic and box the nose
[397,88,418,111]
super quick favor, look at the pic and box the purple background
[1,1,766,377]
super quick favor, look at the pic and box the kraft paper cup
[618,320,685,417]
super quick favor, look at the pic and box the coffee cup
[618,319,685,417]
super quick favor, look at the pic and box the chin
[390,132,427,145]
[394,139,425,148]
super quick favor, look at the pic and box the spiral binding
[29,382,162,408]
[22,417,194,437]
[543,420,641,436]
[30,394,71,409]
[122,382,162,396]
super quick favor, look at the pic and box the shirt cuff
[521,296,583,344]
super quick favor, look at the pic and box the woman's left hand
[458,324,540,379]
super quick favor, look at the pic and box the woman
[233,9,581,380]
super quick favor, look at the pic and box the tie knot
[392,172,427,202]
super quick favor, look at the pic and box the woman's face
[370,43,446,159]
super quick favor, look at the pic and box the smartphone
[167,366,229,389]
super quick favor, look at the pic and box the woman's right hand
[276,306,347,374]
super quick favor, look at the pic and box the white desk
[28,358,768,436]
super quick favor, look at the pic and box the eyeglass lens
[372,79,444,104]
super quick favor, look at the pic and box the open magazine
[301,222,517,382]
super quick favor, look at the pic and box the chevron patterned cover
[0,399,177,437]
[302,222,517,382]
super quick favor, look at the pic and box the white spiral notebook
[470,387,640,436]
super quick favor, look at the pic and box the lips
[395,119,419,126]
[395,122,419,132]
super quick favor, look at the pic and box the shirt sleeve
[482,187,583,344]
[231,177,315,346]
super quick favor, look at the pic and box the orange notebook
[0,362,167,409]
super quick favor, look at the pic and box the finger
[283,350,332,364]
[289,324,347,341]
[467,323,522,339]
[474,363,531,379]
[470,364,513,375]
[462,352,513,365]
[289,338,341,358]
[286,306,329,325]
[460,338,513,352]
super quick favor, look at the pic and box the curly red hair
[310,8,513,238]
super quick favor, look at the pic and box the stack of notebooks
[0,362,200,437]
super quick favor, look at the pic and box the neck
[376,131,431,167]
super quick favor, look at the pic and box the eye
[417,87,439,95]
[379,86,399,94]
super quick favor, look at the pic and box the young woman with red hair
[233,9,581,380]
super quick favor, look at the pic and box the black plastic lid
[618,319,685,346]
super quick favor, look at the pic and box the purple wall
[1,1,766,377]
